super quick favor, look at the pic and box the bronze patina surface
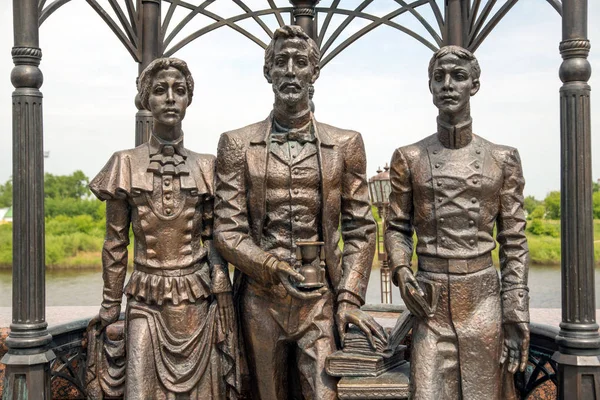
[385,46,530,400]
[88,58,240,399]
[214,25,385,400]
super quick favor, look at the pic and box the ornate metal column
[445,0,463,46]
[290,0,319,40]
[1,0,55,398]
[135,0,161,146]
[553,0,600,398]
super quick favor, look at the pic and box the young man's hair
[138,57,194,110]
[264,25,321,71]
[428,45,481,80]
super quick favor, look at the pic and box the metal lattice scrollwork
[50,344,87,399]
[515,349,558,398]
[514,324,560,399]
[37,0,563,69]
[47,321,90,399]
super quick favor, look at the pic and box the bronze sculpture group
[88,25,529,400]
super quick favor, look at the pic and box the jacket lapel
[247,116,272,244]
[313,118,343,286]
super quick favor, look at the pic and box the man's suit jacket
[214,114,376,305]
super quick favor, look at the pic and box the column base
[553,352,600,400]
[1,350,55,400]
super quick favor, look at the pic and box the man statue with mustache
[214,25,385,399]
[385,45,530,400]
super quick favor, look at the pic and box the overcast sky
[0,0,598,200]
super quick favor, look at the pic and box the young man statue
[385,46,530,400]
[214,25,385,399]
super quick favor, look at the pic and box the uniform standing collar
[437,117,473,149]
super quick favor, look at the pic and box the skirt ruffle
[124,266,211,306]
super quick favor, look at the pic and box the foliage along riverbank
[0,211,599,269]
[1,171,598,268]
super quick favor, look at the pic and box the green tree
[594,180,600,193]
[44,170,90,199]
[544,191,561,220]
[524,195,542,216]
[593,191,600,219]
[530,205,546,220]
[0,178,12,207]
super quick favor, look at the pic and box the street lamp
[369,164,392,304]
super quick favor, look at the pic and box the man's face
[266,37,319,107]
[430,54,479,117]
[148,67,189,126]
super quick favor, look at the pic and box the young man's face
[430,53,479,117]
[267,37,319,108]
[148,67,189,126]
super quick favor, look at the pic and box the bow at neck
[147,134,190,176]
[271,119,315,144]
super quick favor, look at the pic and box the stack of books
[326,311,414,377]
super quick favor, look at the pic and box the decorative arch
[39,0,563,69]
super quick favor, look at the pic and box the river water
[0,264,595,309]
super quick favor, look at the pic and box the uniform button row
[438,218,475,227]
[165,193,172,200]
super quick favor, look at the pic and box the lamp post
[369,165,392,304]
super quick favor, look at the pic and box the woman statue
[88,57,240,399]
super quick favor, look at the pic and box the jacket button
[471,198,477,204]
[435,163,440,169]
[441,237,446,242]
[438,198,443,203]
[474,163,480,169]
[472,179,478,184]
[433,150,438,155]
[165,208,172,215]
[469,239,475,245]
[164,179,171,186]
[519,292,524,298]
[165,193,172,200]
[437,181,442,186]
[440,218,445,223]
[294,216,300,222]
[476,149,481,154]
[469,220,475,226]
